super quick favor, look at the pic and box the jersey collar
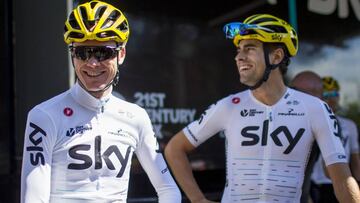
[71,82,112,112]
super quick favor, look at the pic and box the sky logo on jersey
[323,103,342,138]
[26,122,47,166]
[241,120,305,154]
[197,103,216,125]
[68,136,132,178]
[66,125,92,137]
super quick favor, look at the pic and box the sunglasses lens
[73,47,89,60]
[93,47,116,61]
[323,91,339,98]
[224,23,240,39]
[223,23,273,39]
[72,46,118,61]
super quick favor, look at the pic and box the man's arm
[21,108,55,203]
[135,109,181,203]
[326,162,360,203]
[350,153,360,181]
[164,131,218,203]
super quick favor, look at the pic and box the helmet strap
[249,44,282,90]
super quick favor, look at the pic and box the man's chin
[85,85,107,92]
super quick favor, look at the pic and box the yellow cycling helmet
[64,0,129,44]
[224,14,298,56]
[322,76,340,92]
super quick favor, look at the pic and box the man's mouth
[84,70,105,77]
[239,64,251,72]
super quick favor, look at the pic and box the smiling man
[20,1,181,202]
[165,14,360,203]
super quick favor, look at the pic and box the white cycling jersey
[311,115,359,185]
[21,82,181,203]
[183,88,346,203]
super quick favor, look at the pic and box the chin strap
[248,44,283,90]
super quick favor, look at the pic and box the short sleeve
[311,101,347,166]
[183,98,229,147]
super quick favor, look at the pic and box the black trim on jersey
[186,126,198,142]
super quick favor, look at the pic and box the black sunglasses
[70,46,121,62]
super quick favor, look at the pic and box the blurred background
[1,0,360,202]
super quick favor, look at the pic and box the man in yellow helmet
[165,14,360,203]
[20,1,181,202]
[310,76,360,203]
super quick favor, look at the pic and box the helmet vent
[117,21,129,32]
[252,17,278,24]
[84,20,96,31]
[265,25,287,33]
[96,31,117,38]
[90,1,97,9]
[79,6,88,21]
[292,39,298,49]
[101,10,120,29]
[108,10,120,20]
[95,6,107,20]
[69,32,84,39]
[68,13,81,30]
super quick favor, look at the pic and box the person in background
[20,1,181,202]
[290,71,323,98]
[310,76,360,203]
[164,13,360,203]
[290,70,323,203]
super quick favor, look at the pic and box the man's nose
[86,56,101,67]
[235,51,246,61]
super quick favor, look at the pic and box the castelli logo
[63,107,73,117]
[232,97,240,104]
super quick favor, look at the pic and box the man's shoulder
[30,90,71,114]
[289,88,323,106]
[110,95,147,115]
[220,89,250,105]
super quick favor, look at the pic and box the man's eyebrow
[237,43,258,50]
[243,43,257,47]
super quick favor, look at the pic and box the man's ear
[118,47,126,65]
[271,47,285,65]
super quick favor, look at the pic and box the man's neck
[251,73,287,106]
[78,81,112,99]
[89,87,112,99]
